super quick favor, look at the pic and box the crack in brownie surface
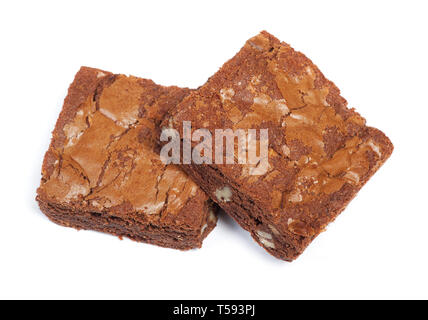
[37,67,217,250]
[162,31,393,260]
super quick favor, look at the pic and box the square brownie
[162,32,393,260]
[37,67,217,250]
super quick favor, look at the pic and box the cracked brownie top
[38,67,211,228]
[164,31,393,237]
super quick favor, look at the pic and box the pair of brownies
[37,31,393,261]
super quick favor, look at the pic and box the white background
[1,0,427,300]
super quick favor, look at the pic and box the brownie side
[39,192,217,250]
[37,67,217,250]
[162,32,393,260]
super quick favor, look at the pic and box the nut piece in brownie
[162,32,393,260]
[37,67,217,250]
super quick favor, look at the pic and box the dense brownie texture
[162,31,393,260]
[37,67,217,250]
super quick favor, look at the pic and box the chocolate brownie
[162,31,393,260]
[37,67,217,250]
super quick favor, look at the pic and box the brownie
[162,31,393,260]
[37,67,217,250]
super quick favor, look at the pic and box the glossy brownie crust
[162,32,393,260]
[37,67,217,250]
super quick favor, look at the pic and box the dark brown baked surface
[37,67,217,250]
[162,31,393,260]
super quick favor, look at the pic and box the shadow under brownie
[37,67,217,250]
[162,31,393,260]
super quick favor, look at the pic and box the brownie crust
[37,67,217,250]
[162,32,393,260]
